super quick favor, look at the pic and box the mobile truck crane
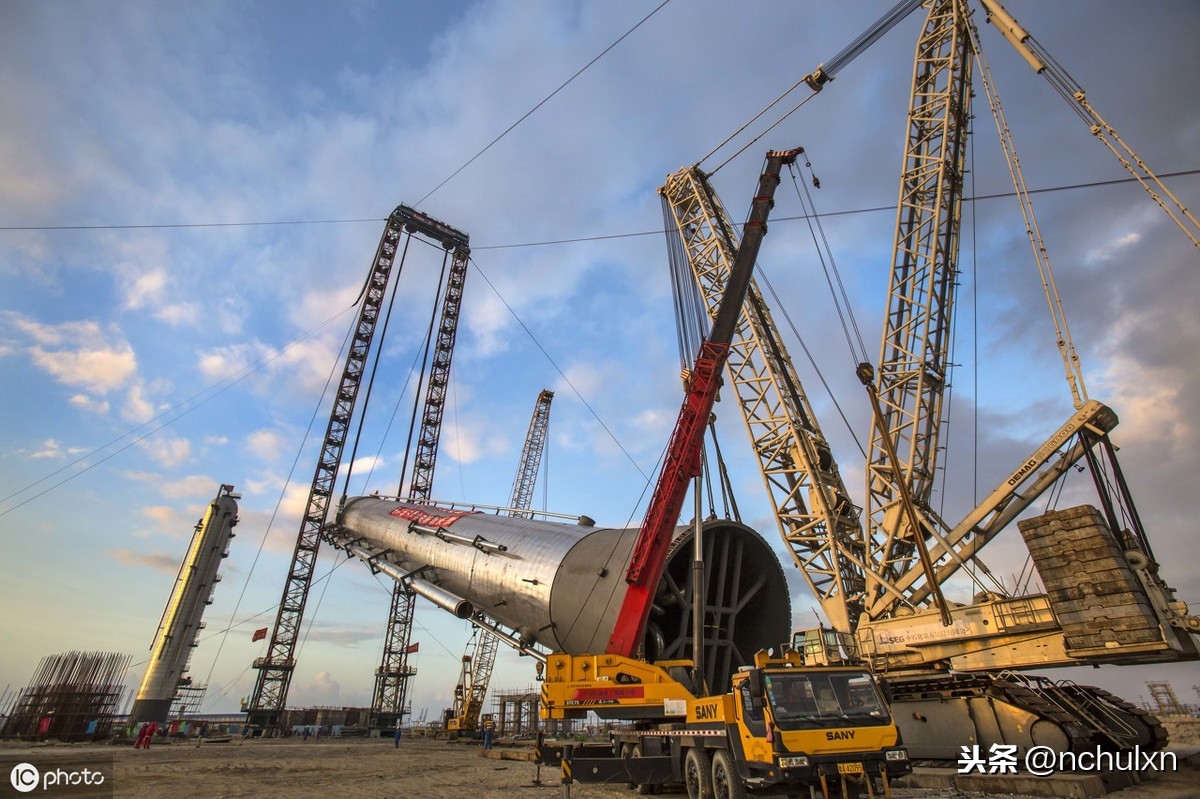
[536,148,909,799]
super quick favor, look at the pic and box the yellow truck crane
[544,644,908,799]
[534,149,909,798]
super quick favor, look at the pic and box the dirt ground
[1,735,1197,799]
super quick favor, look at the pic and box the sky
[1,0,1198,721]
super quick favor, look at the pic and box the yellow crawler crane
[659,0,1198,762]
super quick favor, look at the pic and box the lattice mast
[660,167,865,633]
[863,0,973,620]
[509,389,554,518]
[247,206,467,728]
[372,221,472,729]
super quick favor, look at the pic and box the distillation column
[129,484,239,726]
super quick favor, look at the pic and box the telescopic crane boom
[605,147,803,658]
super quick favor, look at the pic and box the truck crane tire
[710,750,746,799]
[684,746,713,799]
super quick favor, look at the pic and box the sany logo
[10,763,39,793]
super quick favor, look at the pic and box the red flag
[252,627,269,642]
[405,642,420,654]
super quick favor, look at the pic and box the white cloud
[196,333,342,399]
[14,317,138,394]
[128,472,222,500]
[246,428,287,463]
[123,381,155,423]
[139,434,192,467]
[303,671,341,705]
[441,419,508,465]
[69,393,110,414]
[30,342,136,393]
[140,504,190,536]
[155,302,200,326]
[1085,229,1143,265]
[1091,351,1190,457]
[107,548,180,575]
[197,342,264,382]
[29,439,86,460]
[123,268,167,310]
[349,454,385,474]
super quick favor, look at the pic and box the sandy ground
[1,734,1197,799]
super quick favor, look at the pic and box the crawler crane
[659,0,1199,761]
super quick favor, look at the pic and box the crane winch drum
[334,497,790,692]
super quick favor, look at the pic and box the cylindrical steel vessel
[335,497,790,691]
[130,485,239,726]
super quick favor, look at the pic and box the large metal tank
[334,497,790,692]
[129,484,239,726]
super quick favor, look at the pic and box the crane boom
[606,147,802,657]
[508,390,554,518]
[864,0,974,619]
[659,166,867,633]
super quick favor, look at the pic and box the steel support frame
[247,214,407,728]
[372,243,472,726]
[247,205,469,729]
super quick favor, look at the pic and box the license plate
[837,762,864,775]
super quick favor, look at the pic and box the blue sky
[2,1,1198,718]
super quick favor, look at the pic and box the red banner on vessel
[388,505,477,528]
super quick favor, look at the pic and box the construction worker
[481,715,495,751]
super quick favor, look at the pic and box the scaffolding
[0,651,130,741]
[492,688,540,738]
[491,687,585,738]
[1147,681,1185,715]
[169,682,208,721]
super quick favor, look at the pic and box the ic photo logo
[10,763,39,793]
[8,762,108,793]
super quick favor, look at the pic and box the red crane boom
[606,147,802,657]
